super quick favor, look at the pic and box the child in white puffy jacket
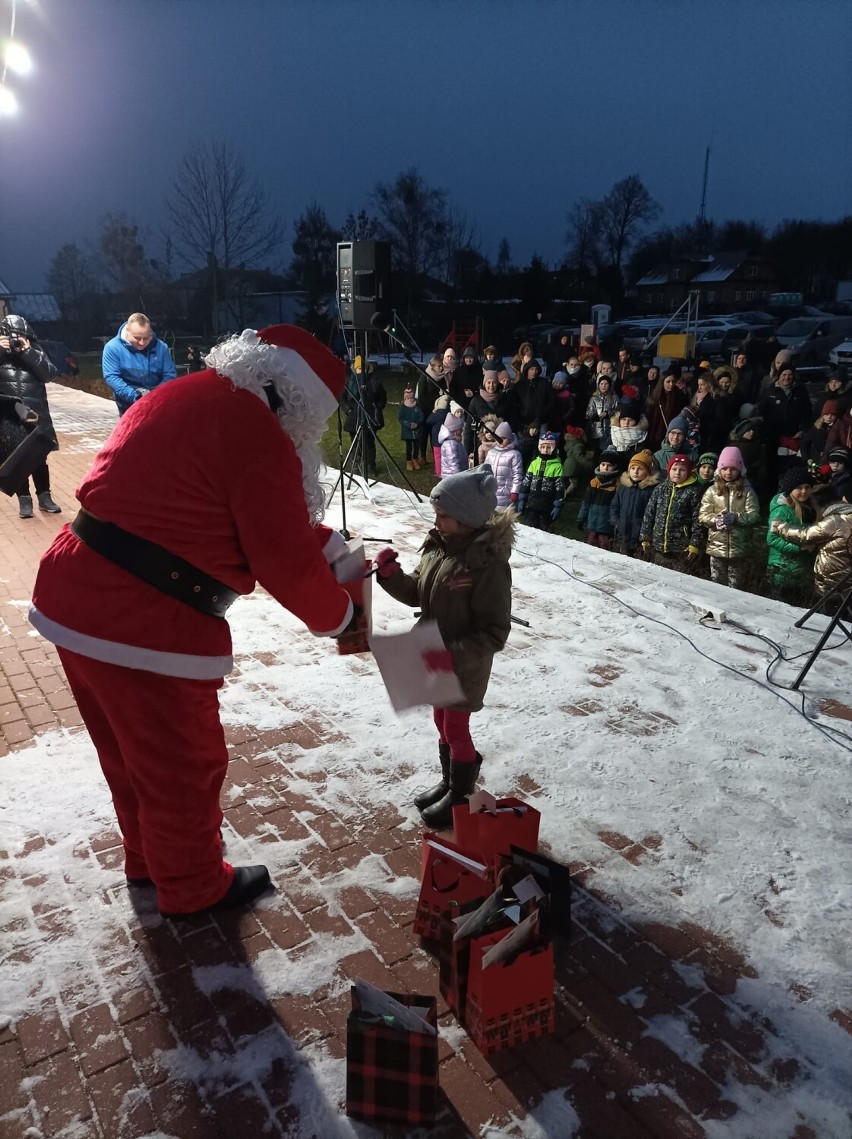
[487,421,523,508]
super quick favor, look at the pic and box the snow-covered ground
[2,386,851,1136]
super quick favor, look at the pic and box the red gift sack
[336,564,372,655]
[413,833,493,941]
[464,911,555,1055]
[452,790,540,868]
[345,987,438,1126]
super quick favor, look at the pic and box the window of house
[735,291,742,301]
[707,290,716,302]
[672,268,681,280]
[748,264,758,277]
[746,289,755,301]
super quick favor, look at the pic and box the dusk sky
[1,0,850,291]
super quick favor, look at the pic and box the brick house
[631,252,778,313]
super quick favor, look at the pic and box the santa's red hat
[207,324,345,420]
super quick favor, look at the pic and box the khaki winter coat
[378,510,514,712]
[774,503,852,595]
[698,477,761,559]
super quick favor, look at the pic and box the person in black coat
[756,364,814,489]
[340,355,387,475]
[449,346,482,411]
[0,315,60,517]
[546,331,572,378]
[503,359,556,434]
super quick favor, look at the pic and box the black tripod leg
[791,587,852,690]
[370,425,424,501]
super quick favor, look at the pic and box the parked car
[776,316,852,366]
[828,339,852,374]
[728,310,777,327]
[695,323,750,359]
[720,323,777,359]
[40,340,79,377]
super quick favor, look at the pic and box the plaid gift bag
[413,832,493,941]
[345,986,438,1126]
[452,790,540,869]
[464,910,555,1055]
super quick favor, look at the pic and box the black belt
[70,508,239,619]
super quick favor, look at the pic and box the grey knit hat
[431,465,497,529]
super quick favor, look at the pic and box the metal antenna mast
[697,145,711,225]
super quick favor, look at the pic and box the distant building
[631,252,778,312]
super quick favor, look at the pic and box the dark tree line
[44,144,852,346]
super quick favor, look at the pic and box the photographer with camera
[0,314,61,518]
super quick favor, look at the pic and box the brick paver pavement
[1,385,848,1138]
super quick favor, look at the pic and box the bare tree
[371,168,448,280]
[164,142,284,332]
[596,175,661,269]
[437,205,479,287]
[565,199,603,278]
[47,243,98,321]
[98,213,167,312]
[290,203,341,333]
[340,209,378,241]
[495,237,512,276]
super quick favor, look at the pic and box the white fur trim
[29,607,233,680]
[322,529,349,564]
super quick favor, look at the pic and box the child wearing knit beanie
[610,448,660,557]
[373,466,514,829]
[697,446,760,589]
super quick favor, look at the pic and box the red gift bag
[336,563,372,655]
[452,790,540,868]
[413,833,493,941]
[464,910,555,1055]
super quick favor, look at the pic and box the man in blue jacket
[102,312,177,415]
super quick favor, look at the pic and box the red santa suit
[30,326,354,916]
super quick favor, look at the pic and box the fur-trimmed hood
[424,506,515,565]
[618,469,660,490]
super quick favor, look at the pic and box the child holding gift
[374,467,514,829]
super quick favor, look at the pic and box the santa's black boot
[413,743,451,811]
[18,495,33,519]
[420,754,482,830]
[38,491,61,513]
[160,864,272,920]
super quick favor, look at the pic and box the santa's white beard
[207,331,331,524]
[281,418,326,525]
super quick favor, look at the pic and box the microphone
[370,311,416,352]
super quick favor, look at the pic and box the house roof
[691,251,750,283]
[634,271,669,287]
[8,293,62,322]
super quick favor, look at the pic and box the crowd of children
[355,342,852,605]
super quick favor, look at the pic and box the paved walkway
[0,386,847,1139]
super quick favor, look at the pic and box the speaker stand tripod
[791,572,852,689]
[326,331,422,535]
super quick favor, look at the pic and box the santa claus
[30,325,359,918]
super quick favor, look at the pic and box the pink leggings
[433,707,476,762]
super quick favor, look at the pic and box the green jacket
[378,510,514,712]
[766,493,814,586]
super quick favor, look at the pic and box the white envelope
[369,620,464,712]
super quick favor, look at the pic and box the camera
[7,336,24,353]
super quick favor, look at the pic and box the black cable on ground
[512,541,852,755]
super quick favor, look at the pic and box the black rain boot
[420,754,482,830]
[38,491,62,513]
[160,864,272,920]
[413,743,451,811]
[18,495,33,519]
